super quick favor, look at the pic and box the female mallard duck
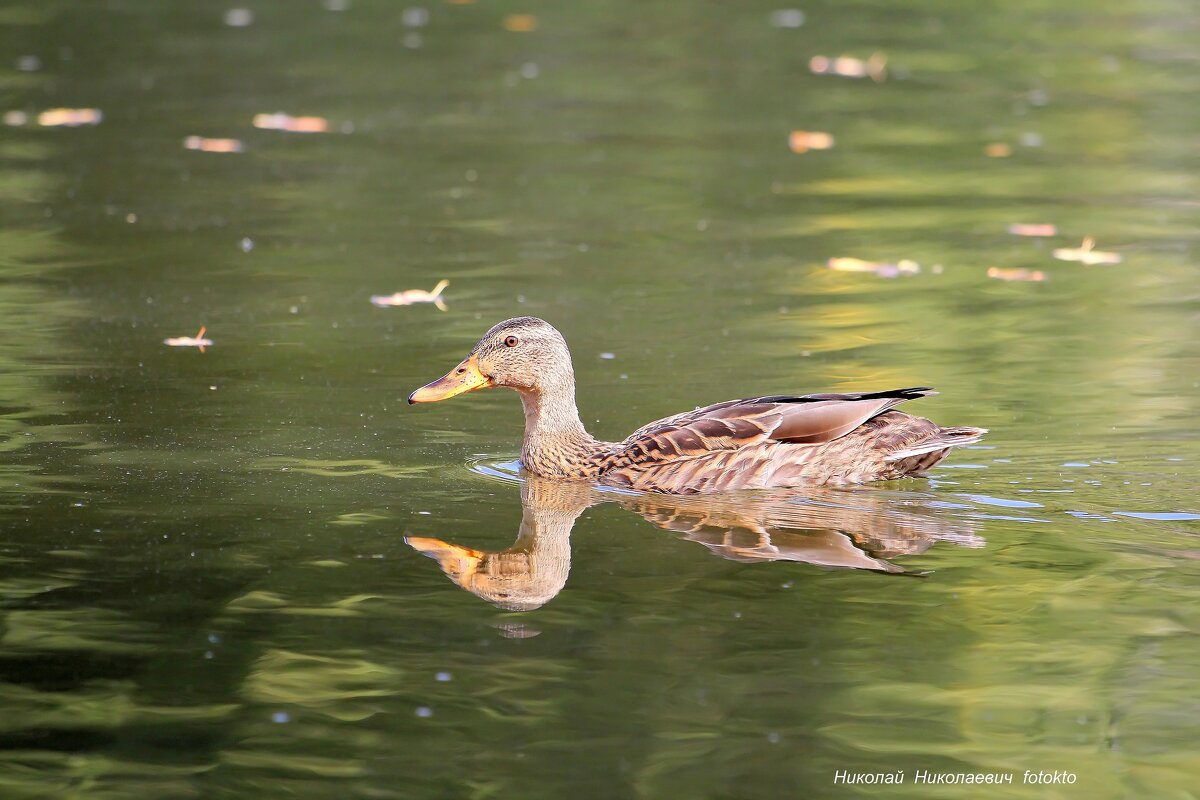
[409,317,985,494]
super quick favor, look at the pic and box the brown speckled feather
[588,389,984,493]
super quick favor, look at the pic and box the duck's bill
[408,355,493,403]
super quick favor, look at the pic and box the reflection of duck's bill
[405,536,484,581]
[406,535,562,612]
[408,354,493,404]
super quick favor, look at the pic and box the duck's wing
[618,387,937,458]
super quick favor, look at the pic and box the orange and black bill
[408,354,493,404]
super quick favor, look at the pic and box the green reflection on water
[0,0,1197,798]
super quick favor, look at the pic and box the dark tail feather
[885,426,988,462]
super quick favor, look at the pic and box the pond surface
[1,0,1198,797]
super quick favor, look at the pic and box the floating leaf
[987,267,1046,282]
[827,257,919,278]
[163,326,213,352]
[370,279,448,310]
[37,108,102,127]
[1052,237,1121,265]
[809,52,886,81]
[788,130,834,153]
[252,112,330,133]
[502,14,538,32]
[1007,223,1057,237]
[183,135,244,153]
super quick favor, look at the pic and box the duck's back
[592,389,985,493]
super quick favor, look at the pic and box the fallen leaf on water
[164,327,213,352]
[1007,223,1057,237]
[371,279,449,311]
[252,112,330,133]
[37,108,103,127]
[502,14,538,32]
[827,257,880,273]
[183,135,244,153]
[827,257,919,278]
[984,142,1012,158]
[808,52,887,81]
[987,267,1046,282]
[788,130,834,153]
[1052,237,1121,265]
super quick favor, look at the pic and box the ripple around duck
[469,455,1200,541]
[466,456,523,485]
[466,457,991,543]
[957,493,1043,509]
[1113,511,1200,522]
[468,457,646,500]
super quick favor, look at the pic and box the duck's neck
[516,377,604,477]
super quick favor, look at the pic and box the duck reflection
[406,480,589,612]
[406,478,981,610]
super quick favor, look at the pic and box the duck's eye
[504,335,519,348]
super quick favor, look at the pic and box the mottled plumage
[409,317,986,494]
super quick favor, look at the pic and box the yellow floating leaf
[502,14,538,32]
[827,257,919,278]
[37,107,102,127]
[1052,237,1122,265]
[826,257,878,273]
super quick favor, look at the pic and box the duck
[408,317,986,494]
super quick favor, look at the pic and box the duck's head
[408,316,573,404]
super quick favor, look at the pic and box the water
[1,0,1197,797]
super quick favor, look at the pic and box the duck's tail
[885,426,988,462]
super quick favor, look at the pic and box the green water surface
[1,1,1197,797]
